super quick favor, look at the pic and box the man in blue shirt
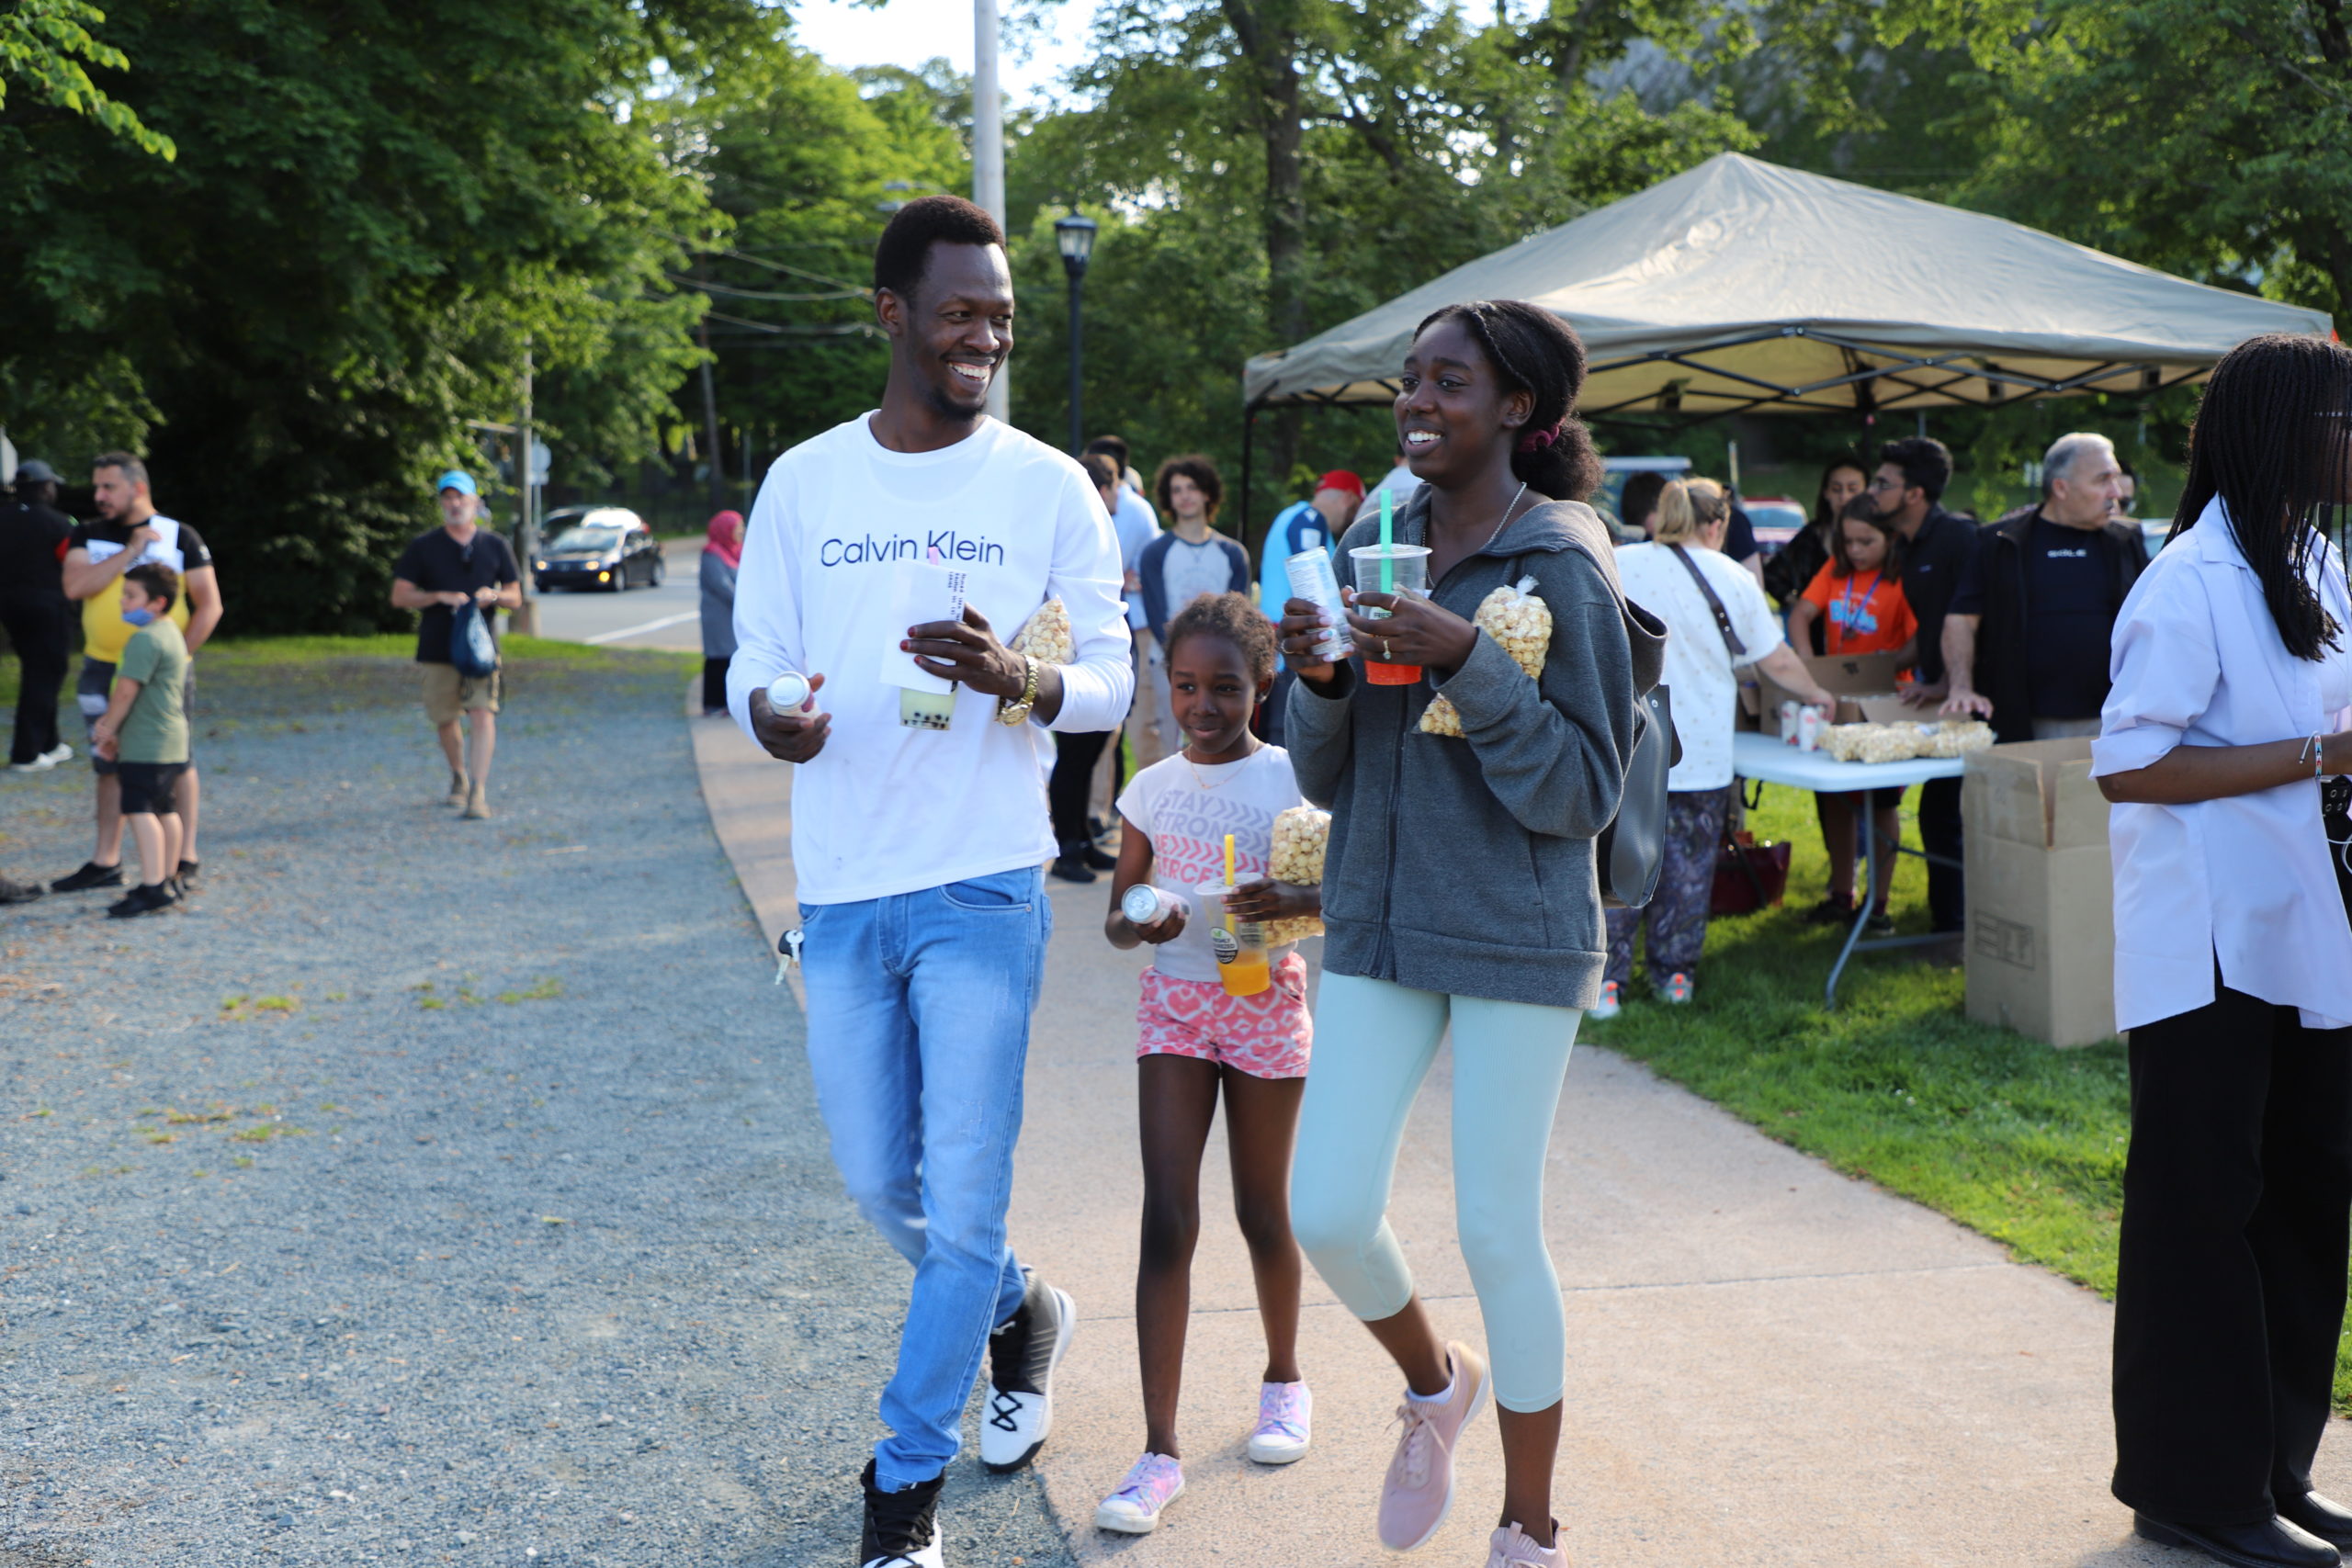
[1256,470,1361,741]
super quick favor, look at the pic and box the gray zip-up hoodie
[1285,489,1667,1010]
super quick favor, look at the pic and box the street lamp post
[1055,212,1098,457]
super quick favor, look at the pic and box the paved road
[686,739,2352,1566]
[526,540,706,653]
[0,652,1072,1568]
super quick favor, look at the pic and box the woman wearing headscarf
[2096,333,2352,1568]
[699,510,744,715]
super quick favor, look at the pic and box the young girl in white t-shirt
[1094,592,1322,1535]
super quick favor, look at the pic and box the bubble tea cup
[1349,543,1432,685]
[1195,882,1272,997]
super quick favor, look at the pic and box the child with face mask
[87,562,191,918]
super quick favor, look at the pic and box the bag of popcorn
[1264,806,1329,945]
[1008,596,1073,666]
[1420,577,1549,737]
[1923,719,1995,758]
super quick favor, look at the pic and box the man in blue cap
[390,470,519,818]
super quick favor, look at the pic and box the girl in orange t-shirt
[1786,499,1919,927]
[1789,501,1918,660]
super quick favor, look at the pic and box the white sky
[786,0,1094,108]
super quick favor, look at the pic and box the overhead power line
[673,273,868,303]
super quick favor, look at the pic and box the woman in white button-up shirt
[2094,334,2352,1568]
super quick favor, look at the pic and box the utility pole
[974,0,1010,423]
[698,308,725,513]
[514,342,540,636]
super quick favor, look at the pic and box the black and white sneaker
[859,1460,945,1568]
[980,1268,1076,1472]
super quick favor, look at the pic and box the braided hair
[1412,300,1603,502]
[2173,333,2350,662]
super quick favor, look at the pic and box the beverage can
[1283,548,1353,661]
[1121,885,1176,927]
[1795,704,1824,752]
[766,671,813,713]
[1781,699,1802,746]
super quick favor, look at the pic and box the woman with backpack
[1274,299,1661,1568]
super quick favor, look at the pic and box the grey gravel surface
[0,650,1077,1568]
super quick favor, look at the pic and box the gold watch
[995,653,1041,727]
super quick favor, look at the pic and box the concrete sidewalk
[691,716,2350,1566]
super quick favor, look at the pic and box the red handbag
[1712,831,1792,916]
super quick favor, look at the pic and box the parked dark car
[532,508,663,592]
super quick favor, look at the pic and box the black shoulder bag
[1668,543,1748,660]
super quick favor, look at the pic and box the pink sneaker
[1375,1340,1490,1551]
[1094,1451,1184,1534]
[1247,1380,1312,1464]
[1487,1520,1565,1566]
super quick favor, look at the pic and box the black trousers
[2113,979,2352,1524]
[1917,774,1964,931]
[1047,728,1113,849]
[0,597,70,765]
[701,656,729,714]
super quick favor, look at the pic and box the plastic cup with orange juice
[1349,542,1432,685]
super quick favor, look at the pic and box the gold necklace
[1184,742,1258,790]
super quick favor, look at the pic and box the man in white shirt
[728,196,1132,1568]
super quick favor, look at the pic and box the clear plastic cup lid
[1347,543,1431,559]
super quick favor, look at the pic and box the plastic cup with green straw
[1379,489,1394,595]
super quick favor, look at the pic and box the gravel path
[0,650,1076,1568]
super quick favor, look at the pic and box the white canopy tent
[1242,153,2333,420]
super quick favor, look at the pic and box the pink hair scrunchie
[1516,423,1562,454]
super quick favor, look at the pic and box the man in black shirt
[1944,432,2143,742]
[0,461,75,770]
[390,471,519,820]
[1872,436,1979,932]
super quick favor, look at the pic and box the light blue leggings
[1289,971,1580,1413]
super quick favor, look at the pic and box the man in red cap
[1258,469,1364,740]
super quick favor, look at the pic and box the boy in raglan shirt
[728,197,1132,1568]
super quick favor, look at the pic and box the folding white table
[1727,731,1967,1009]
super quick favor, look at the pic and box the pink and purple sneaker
[1094,1451,1184,1534]
[1247,1380,1312,1464]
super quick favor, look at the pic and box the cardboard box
[1752,650,1917,736]
[1962,738,2116,1047]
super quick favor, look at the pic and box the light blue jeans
[1289,971,1581,1413]
[797,864,1052,1489]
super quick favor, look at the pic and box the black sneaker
[1081,843,1117,871]
[176,858,199,886]
[0,876,44,905]
[52,861,124,894]
[106,884,174,919]
[859,1460,944,1568]
[979,1267,1076,1472]
[1802,895,1857,925]
[1047,849,1096,884]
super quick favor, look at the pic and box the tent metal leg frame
[1823,812,1963,1010]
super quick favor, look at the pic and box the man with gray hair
[1941,431,2145,740]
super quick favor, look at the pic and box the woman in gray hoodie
[1278,300,1663,1568]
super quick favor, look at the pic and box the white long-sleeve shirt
[727,413,1134,905]
[2094,496,2352,1031]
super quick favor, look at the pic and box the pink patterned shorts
[1136,950,1313,1080]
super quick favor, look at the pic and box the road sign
[528,439,551,485]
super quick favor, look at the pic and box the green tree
[0,0,171,154]
[0,0,744,631]
[651,44,973,504]
[1004,0,1754,525]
